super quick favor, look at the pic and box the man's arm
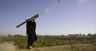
[16,14,39,28]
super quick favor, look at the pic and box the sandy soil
[0,42,96,51]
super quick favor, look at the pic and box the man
[26,18,37,49]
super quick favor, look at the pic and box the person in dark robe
[26,19,37,49]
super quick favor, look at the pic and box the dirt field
[0,42,96,51]
[19,44,96,51]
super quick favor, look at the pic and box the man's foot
[26,46,32,49]
[26,46,31,49]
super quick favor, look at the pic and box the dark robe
[26,21,37,46]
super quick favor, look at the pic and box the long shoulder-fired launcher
[16,14,39,28]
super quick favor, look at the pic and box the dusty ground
[0,42,96,51]
[18,44,96,51]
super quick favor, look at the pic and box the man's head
[32,18,35,22]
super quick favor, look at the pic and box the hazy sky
[0,0,96,35]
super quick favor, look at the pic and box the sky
[0,0,96,35]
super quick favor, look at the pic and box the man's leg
[26,34,33,49]
[26,35,31,49]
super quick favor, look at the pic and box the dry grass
[19,44,96,51]
[0,42,96,51]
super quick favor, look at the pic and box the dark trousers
[27,34,33,46]
[27,33,37,46]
